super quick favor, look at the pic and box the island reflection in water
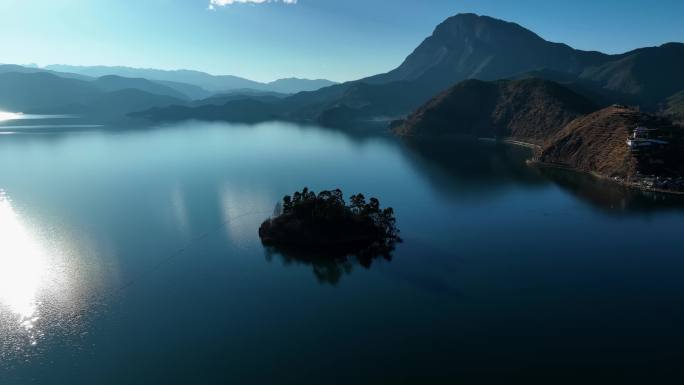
[264,243,396,285]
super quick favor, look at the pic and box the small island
[259,188,401,257]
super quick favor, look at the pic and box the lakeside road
[477,137,541,150]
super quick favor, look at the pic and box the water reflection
[170,185,190,236]
[0,112,78,122]
[0,190,94,356]
[264,243,395,285]
[0,191,50,344]
[401,136,684,213]
[537,166,684,213]
[220,185,273,245]
[0,111,24,121]
[400,137,548,200]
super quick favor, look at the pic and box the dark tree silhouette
[259,188,402,283]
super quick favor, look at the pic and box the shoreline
[501,138,541,150]
[477,137,542,150]
[406,134,684,196]
[526,159,684,196]
[487,136,684,196]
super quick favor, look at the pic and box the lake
[1,119,684,384]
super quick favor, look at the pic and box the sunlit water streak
[0,111,98,134]
[0,112,24,122]
[219,185,273,246]
[0,125,103,130]
[0,112,78,122]
[0,191,49,345]
[0,190,101,360]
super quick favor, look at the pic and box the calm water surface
[1,120,684,384]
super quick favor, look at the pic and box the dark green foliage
[259,188,401,262]
[260,188,401,284]
[276,188,400,242]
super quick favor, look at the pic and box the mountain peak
[374,13,612,90]
[434,13,545,43]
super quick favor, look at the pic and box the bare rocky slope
[395,81,684,190]
[393,78,597,144]
[538,106,684,182]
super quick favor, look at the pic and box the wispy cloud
[209,0,297,9]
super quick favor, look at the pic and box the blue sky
[0,0,682,82]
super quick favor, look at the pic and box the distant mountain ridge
[141,13,683,127]
[343,14,682,120]
[0,64,92,81]
[0,63,336,118]
[0,72,98,112]
[92,75,188,100]
[0,71,185,118]
[3,13,683,129]
[577,43,684,106]
[266,78,338,94]
[44,65,337,94]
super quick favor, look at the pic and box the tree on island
[260,188,402,285]
[260,187,401,256]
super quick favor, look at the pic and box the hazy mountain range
[139,13,684,127]
[1,13,683,128]
[0,70,187,118]
[3,12,683,190]
[0,64,337,117]
[45,65,337,95]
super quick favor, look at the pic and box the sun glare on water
[0,191,50,343]
[0,111,23,122]
[0,190,103,357]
